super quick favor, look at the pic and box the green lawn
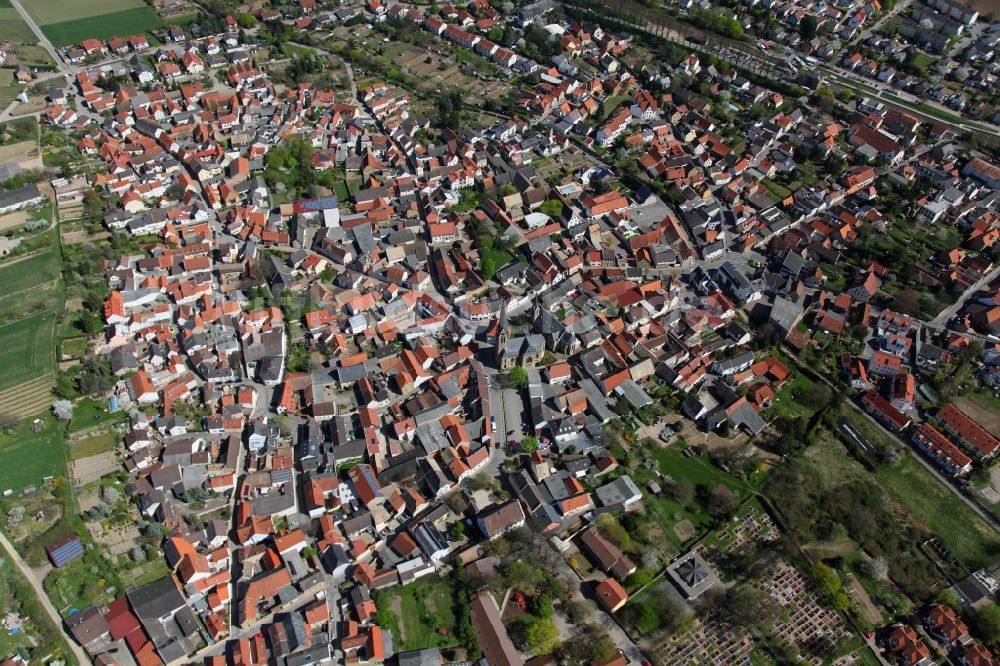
[876,455,997,570]
[163,12,198,26]
[480,247,513,270]
[652,446,748,491]
[0,312,56,391]
[284,43,316,57]
[764,371,819,420]
[761,178,792,202]
[0,413,67,492]
[41,7,162,48]
[122,556,170,588]
[968,389,1000,414]
[68,397,124,433]
[333,181,350,201]
[595,94,631,123]
[59,338,88,359]
[372,576,462,652]
[69,432,117,460]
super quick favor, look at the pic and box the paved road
[929,262,1000,327]
[820,66,1000,138]
[8,0,63,67]
[0,530,92,665]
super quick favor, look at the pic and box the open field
[875,455,998,570]
[24,0,146,25]
[41,7,162,48]
[0,281,60,324]
[69,432,117,460]
[0,375,53,418]
[0,251,60,322]
[806,433,997,571]
[0,312,55,392]
[0,210,27,231]
[0,139,39,164]
[0,84,20,113]
[0,251,59,296]
[70,451,117,485]
[0,412,66,492]
[13,44,53,66]
[0,0,37,44]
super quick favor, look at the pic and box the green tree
[524,618,559,654]
[509,365,527,388]
[538,199,563,218]
[632,601,661,634]
[973,604,1000,651]
[480,257,497,280]
[519,436,539,454]
[811,563,851,611]
[532,593,554,618]
[595,514,632,551]
[626,568,654,590]
[799,14,818,39]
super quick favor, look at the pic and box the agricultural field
[0,138,40,169]
[0,250,58,296]
[0,312,56,393]
[0,66,21,113]
[0,412,67,492]
[0,0,37,44]
[0,251,61,323]
[29,0,162,48]
[25,0,146,25]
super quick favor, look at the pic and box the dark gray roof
[127,576,186,622]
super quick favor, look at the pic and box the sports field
[41,7,162,47]
[0,0,37,44]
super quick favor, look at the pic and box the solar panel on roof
[49,537,85,566]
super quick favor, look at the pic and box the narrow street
[929,262,1000,328]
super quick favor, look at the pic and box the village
[0,0,998,664]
